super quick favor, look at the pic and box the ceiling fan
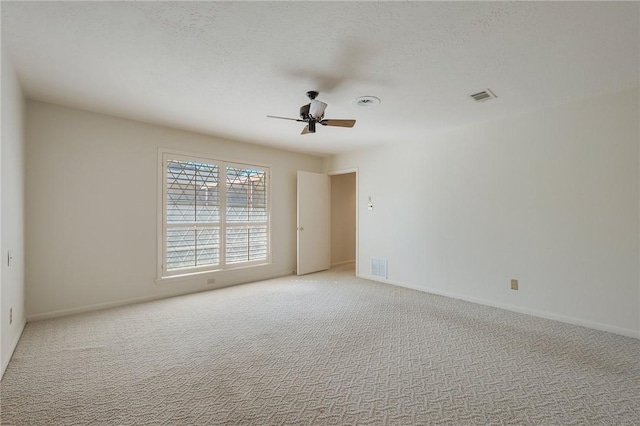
[267,91,356,135]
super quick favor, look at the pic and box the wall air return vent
[469,89,497,102]
[371,257,388,279]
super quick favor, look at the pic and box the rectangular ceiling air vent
[470,89,497,102]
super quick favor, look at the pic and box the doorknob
[297,226,304,231]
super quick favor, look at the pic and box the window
[160,151,269,277]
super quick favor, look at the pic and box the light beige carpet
[1,265,639,425]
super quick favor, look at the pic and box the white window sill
[155,261,271,284]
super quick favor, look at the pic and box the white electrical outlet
[511,279,519,290]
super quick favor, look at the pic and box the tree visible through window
[161,152,269,277]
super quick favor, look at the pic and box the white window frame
[157,149,271,279]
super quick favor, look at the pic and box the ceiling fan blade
[267,115,303,122]
[301,125,310,135]
[320,119,356,128]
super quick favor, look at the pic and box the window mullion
[224,221,267,227]
[193,172,198,268]
[220,161,227,268]
[166,222,210,228]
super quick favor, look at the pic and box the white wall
[25,101,324,319]
[1,45,26,376]
[330,173,356,265]
[331,89,640,338]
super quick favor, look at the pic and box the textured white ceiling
[2,2,638,156]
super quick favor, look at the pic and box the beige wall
[331,89,640,338]
[331,173,356,266]
[1,45,26,376]
[25,101,324,319]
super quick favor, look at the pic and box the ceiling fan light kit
[309,99,327,119]
[267,91,356,135]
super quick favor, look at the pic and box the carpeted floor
[1,265,639,425]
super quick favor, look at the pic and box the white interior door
[297,171,330,275]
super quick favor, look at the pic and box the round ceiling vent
[352,96,381,107]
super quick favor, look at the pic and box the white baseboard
[357,273,640,340]
[1,319,26,379]
[27,270,294,322]
[331,259,356,267]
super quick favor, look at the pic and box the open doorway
[330,172,356,275]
